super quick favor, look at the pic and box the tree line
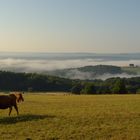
[0,71,140,94]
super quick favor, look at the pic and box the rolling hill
[46,65,132,80]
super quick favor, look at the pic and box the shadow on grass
[0,114,55,124]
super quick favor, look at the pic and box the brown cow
[0,93,24,116]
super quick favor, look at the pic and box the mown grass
[0,93,140,140]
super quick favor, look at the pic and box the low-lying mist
[0,58,140,80]
[63,69,140,80]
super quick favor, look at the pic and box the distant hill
[77,65,122,74]
[46,65,124,80]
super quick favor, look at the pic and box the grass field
[0,93,140,140]
[122,67,140,74]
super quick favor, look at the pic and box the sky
[0,0,140,53]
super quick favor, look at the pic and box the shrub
[112,79,127,94]
[71,84,83,94]
[81,83,96,94]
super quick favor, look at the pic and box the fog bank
[0,58,140,72]
[0,58,140,80]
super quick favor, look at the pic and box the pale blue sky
[0,0,140,53]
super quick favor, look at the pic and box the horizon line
[0,51,140,54]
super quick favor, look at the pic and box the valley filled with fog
[0,53,140,80]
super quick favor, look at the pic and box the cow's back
[0,95,13,109]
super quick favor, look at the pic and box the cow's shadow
[0,114,55,124]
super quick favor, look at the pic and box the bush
[71,84,83,94]
[112,79,127,94]
[81,83,96,94]
[136,89,140,94]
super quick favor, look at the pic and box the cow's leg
[9,107,12,116]
[14,105,19,115]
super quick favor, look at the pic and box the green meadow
[122,66,140,74]
[0,93,140,140]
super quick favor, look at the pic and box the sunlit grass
[0,93,140,140]
[122,66,140,74]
